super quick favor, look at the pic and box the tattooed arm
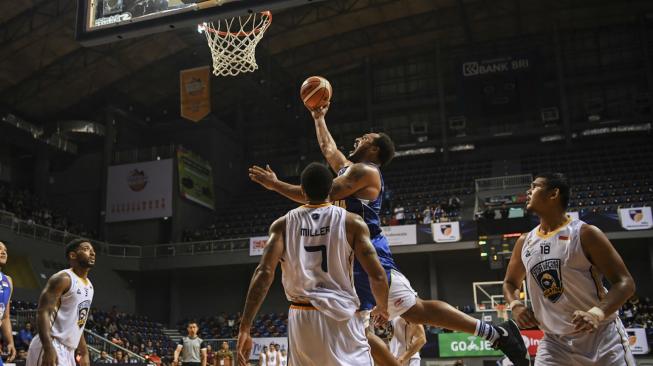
[236,217,285,365]
[329,163,381,202]
[347,213,389,322]
[37,272,72,366]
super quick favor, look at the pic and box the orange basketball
[300,76,332,110]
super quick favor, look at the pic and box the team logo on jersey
[629,209,644,222]
[311,213,320,220]
[530,259,564,302]
[77,300,91,328]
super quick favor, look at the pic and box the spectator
[214,342,233,366]
[95,351,111,363]
[16,349,28,361]
[205,344,215,366]
[145,340,155,354]
[18,322,34,350]
[433,205,443,222]
[394,206,405,225]
[114,350,125,363]
[499,204,509,219]
[421,206,432,224]
[147,351,162,366]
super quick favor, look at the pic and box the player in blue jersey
[0,241,16,365]
[249,103,529,366]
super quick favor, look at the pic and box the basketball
[300,76,332,110]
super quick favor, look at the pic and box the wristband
[587,307,605,321]
[509,300,525,310]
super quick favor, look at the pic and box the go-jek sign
[438,333,503,357]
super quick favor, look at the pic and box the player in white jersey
[27,239,95,366]
[503,173,636,366]
[236,163,390,366]
[258,346,267,366]
[276,349,287,366]
[266,343,277,366]
[388,317,426,366]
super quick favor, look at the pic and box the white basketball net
[200,11,272,77]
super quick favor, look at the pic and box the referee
[174,321,207,366]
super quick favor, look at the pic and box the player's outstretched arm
[572,224,636,333]
[329,163,381,201]
[37,272,72,366]
[1,276,15,362]
[503,235,539,329]
[311,104,352,172]
[237,217,285,366]
[347,213,389,324]
[248,165,307,204]
[397,323,426,365]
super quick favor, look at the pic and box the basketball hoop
[199,11,272,76]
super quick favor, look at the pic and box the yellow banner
[180,66,211,122]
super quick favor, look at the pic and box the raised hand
[248,165,279,191]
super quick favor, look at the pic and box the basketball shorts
[534,318,636,366]
[288,303,373,366]
[361,270,418,328]
[27,336,76,366]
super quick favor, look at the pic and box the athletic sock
[474,319,500,344]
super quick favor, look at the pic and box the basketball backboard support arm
[75,0,326,46]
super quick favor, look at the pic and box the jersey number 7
[304,245,328,273]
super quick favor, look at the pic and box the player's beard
[79,258,95,268]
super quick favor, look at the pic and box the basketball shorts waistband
[290,302,317,310]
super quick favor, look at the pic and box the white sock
[474,319,500,344]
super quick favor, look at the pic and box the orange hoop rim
[203,11,272,37]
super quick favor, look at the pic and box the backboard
[75,0,323,46]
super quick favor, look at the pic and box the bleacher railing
[84,328,152,364]
[475,174,533,191]
[0,210,249,258]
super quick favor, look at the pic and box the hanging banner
[618,207,653,230]
[106,159,173,222]
[626,328,650,355]
[249,236,269,256]
[249,337,288,359]
[431,222,461,243]
[180,66,211,122]
[177,147,215,210]
[381,225,417,246]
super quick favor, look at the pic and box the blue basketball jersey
[0,272,10,365]
[337,163,398,310]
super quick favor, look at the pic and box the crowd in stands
[380,196,462,226]
[85,306,175,362]
[178,312,288,339]
[0,183,95,238]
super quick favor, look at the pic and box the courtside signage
[438,333,503,357]
[381,225,417,246]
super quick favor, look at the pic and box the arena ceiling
[1,0,652,128]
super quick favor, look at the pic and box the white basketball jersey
[278,354,287,366]
[50,269,94,348]
[267,350,277,365]
[521,217,616,335]
[282,204,359,321]
[389,317,421,362]
[259,352,267,366]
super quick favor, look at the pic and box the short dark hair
[300,163,334,201]
[65,238,90,260]
[187,321,198,326]
[373,133,395,168]
[535,172,570,209]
